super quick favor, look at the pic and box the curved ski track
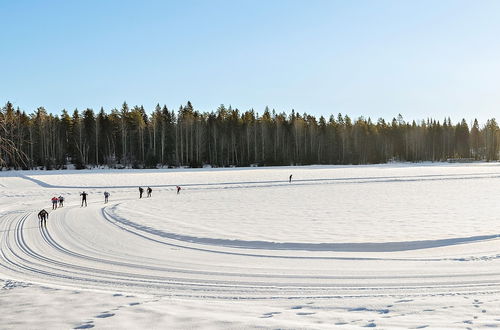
[1,179,500,301]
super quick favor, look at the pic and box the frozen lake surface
[1,163,500,328]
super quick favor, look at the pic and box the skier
[139,187,144,199]
[58,195,64,207]
[38,209,49,227]
[80,191,88,207]
[51,196,58,210]
[289,174,292,183]
[176,185,181,194]
[147,187,152,198]
[104,191,110,203]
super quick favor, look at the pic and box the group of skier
[79,190,112,207]
[38,184,186,227]
[80,190,114,206]
[38,191,101,227]
[40,195,65,226]
[138,186,153,198]
[138,186,182,198]
[38,174,292,227]
[50,195,65,209]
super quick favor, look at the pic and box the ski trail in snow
[2,165,500,328]
[16,170,500,189]
[1,203,500,300]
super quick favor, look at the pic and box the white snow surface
[1,163,500,329]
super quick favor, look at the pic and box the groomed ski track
[1,170,500,302]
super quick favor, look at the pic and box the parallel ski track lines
[1,173,500,300]
[1,205,500,299]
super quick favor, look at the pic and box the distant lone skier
[289,174,292,183]
[38,209,49,227]
[147,187,152,198]
[51,196,58,210]
[80,191,88,207]
[176,186,181,194]
[104,191,110,203]
[58,195,64,207]
[139,187,144,199]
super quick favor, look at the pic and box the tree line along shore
[1,101,498,169]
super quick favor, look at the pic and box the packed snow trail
[1,164,500,328]
[1,191,500,299]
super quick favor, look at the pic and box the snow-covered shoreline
[2,160,498,175]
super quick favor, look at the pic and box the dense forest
[0,101,499,169]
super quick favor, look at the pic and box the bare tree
[0,119,27,168]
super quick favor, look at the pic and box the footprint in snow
[363,322,377,328]
[95,313,115,319]
[260,312,281,318]
[414,326,429,329]
[113,293,123,297]
[74,325,94,329]
[3,280,31,290]
[348,307,368,312]
[74,322,94,329]
[296,312,315,316]
[395,299,413,303]
[129,302,140,306]
[290,306,302,310]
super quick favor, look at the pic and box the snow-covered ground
[1,163,500,329]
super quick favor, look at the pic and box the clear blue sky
[1,0,500,123]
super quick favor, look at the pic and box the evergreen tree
[2,100,498,169]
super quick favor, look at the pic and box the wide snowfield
[1,163,500,329]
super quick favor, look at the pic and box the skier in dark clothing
[147,187,152,197]
[176,186,181,194]
[104,191,110,203]
[58,195,64,207]
[289,174,292,183]
[38,209,49,227]
[80,191,88,207]
[139,187,144,198]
